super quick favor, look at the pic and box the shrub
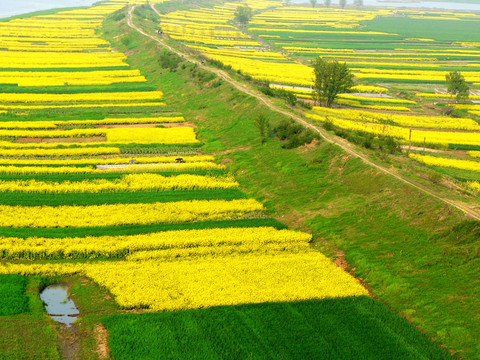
[259,86,297,106]
[158,50,182,72]
[274,119,320,149]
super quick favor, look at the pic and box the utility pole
[408,128,412,154]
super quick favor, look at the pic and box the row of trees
[235,0,363,25]
[308,0,362,8]
[312,60,470,106]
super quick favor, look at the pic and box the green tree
[310,0,318,7]
[234,5,253,25]
[312,57,354,107]
[255,112,270,144]
[446,71,469,102]
[340,0,347,8]
[324,0,331,7]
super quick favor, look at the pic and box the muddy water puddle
[40,284,79,327]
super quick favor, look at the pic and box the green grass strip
[103,296,454,360]
[0,189,246,206]
[0,170,227,182]
[0,111,181,122]
[448,144,480,151]
[431,166,480,182]
[0,275,29,316]
[0,218,286,239]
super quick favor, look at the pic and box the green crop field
[0,275,29,316]
[104,297,453,360]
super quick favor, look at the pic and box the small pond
[40,284,80,327]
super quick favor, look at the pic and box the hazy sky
[1,0,98,19]
[2,0,479,20]
[293,0,480,10]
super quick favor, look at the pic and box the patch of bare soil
[333,249,349,271]
[214,146,252,156]
[16,136,106,143]
[15,137,42,143]
[162,121,195,128]
[94,324,111,360]
[58,325,80,360]
[300,138,319,151]
[403,146,467,157]
[277,210,308,231]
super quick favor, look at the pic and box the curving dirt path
[127,5,480,221]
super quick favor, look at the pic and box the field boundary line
[127,5,480,221]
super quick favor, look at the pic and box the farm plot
[158,3,480,88]
[103,297,454,360]
[0,0,368,319]
[308,104,480,189]
[157,0,320,86]
[249,7,480,85]
[308,106,480,146]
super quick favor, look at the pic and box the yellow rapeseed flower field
[0,253,368,311]
[409,153,480,172]
[0,227,310,259]
[0,173,238,193]
[0,199,264,228]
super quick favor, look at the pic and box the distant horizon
[1,0,479,19]
[1,0,98,19]
[293,0,480,10]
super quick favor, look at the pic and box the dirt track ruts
[127,5,480,221]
